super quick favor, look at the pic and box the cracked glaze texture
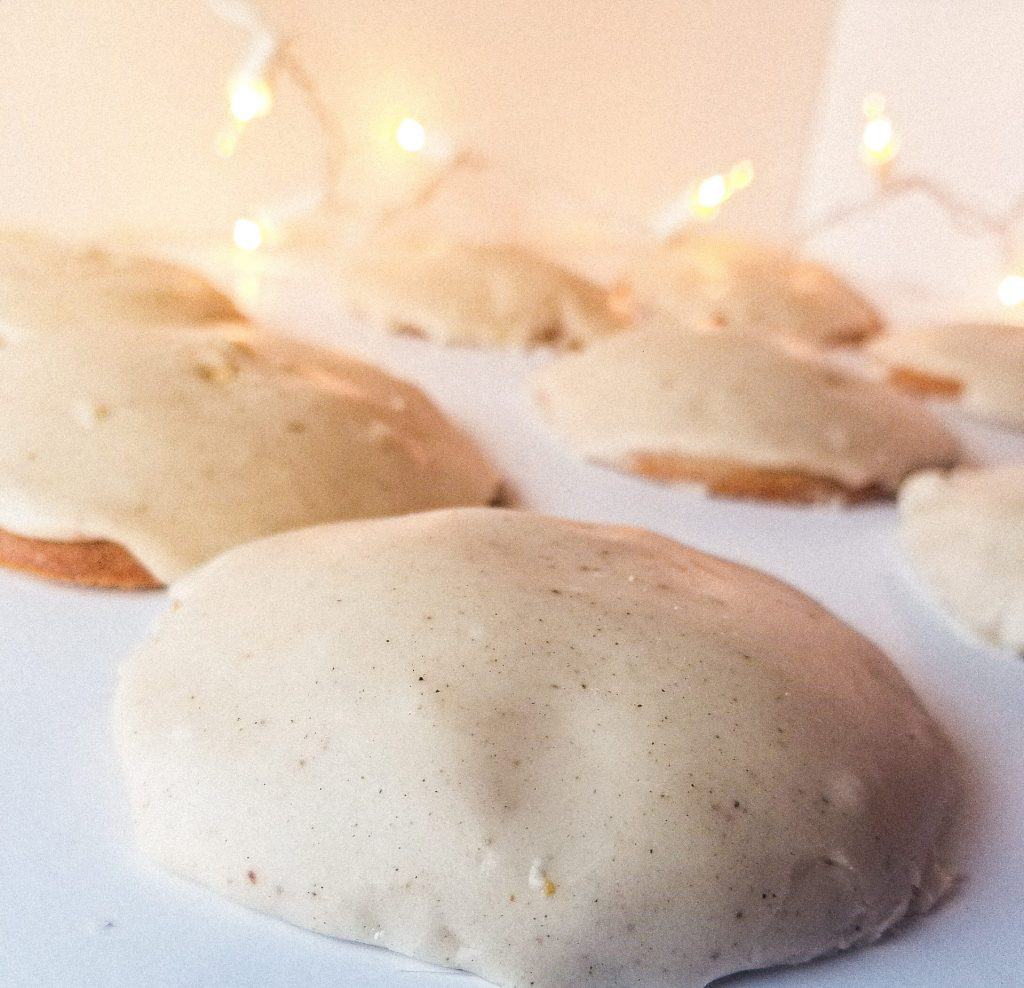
[115,509,959,987]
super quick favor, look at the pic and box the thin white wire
[207,0,278,79]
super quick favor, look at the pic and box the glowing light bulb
[682,160,754,222]
[396,117,426,153]
[862,92,887,119]
[233,218,264,252]
[728,159,754,190]
[998,273,1024,307]
[215,125,241,159]
[862,118,895,157]
[234,270,264,307]
[230,77,273,123]
[860,94,898,167]
[695,174,727,210]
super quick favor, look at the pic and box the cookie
[531,322,961,502]
[870,323,1024,430]
[0,241,500,588]
[899,466,1024,654]
[0,231,241,328]
[115,508,959,987]
[333,235,626,348]
[0,528,161,590]
[618,232,883,347]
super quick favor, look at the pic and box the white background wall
[0,0,834,242]
[797,0,1024,323]
[4,0,1021,324]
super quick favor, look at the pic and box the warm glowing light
[863,118,895,158]
[234,270,264,307]
[862,92,887,119]
[729,158,754,190]
[215,124,242,159]
[230,76,273,123]
[684,160,754,221]
[860,94,898,167]
[695,174,727,210]
[998,273,1024,307]
[233,217,264,251]
[396,117,427,153]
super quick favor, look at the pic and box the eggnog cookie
[0,244,499,588]
[899,466,1024,654]
[333,235,625,348]
[116,508,959,988]
[532,323,960,503]
[870,323,1024,430]
[0,529,162,590]
[619,232,882,347]
[0,231,241,328]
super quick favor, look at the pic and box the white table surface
[2,257,1023,987]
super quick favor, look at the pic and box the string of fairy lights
[209,1,1024,309]
[209,0,347,250]
[803,94,1024,307]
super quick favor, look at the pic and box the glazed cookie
[0,243,500,588]
[116,508,960,988]
[618,232,882,347]
[333,235,626,348]
[0,231,241,328]
[532,323,961,503]
[899,466,1024,655]
[870,323,1024,430]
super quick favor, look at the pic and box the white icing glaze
[531,323,961,493]
[870,323,1024,430]
[0,231,242,329]
[899,466,1024,655]
[0,238,499,582]
[623,232,882,347]
[115,509,959,987]
[332,235,625,348]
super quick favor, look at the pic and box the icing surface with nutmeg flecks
[116,509,959,987]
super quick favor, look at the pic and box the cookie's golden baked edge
[624,452,891,503]
[887,366,966,398]
[0,528,162,590]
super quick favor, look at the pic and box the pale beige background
[796,0,1024,323]
[0,0,835,242]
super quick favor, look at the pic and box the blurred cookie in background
[0,236,500,589]
[532,321,960,503]
[871,323,1024,431]
[899,466,1024,656]
[616,232,882,347]
[332,234,626,349]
